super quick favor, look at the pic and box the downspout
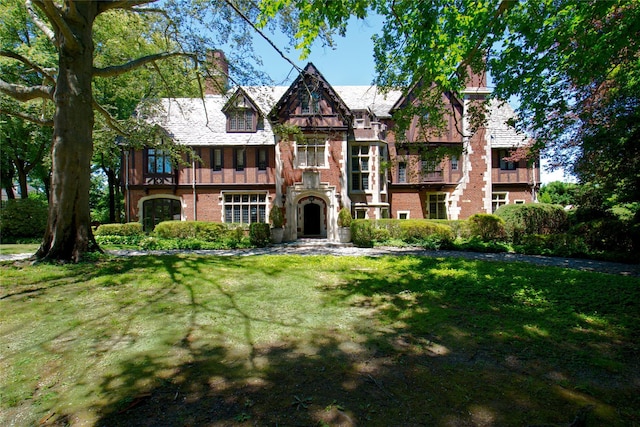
[192,157,197,220]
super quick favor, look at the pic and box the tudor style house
[122,52,539,241]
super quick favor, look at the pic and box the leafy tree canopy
[259,0,640,202]
[0,0,319,261]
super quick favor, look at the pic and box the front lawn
[1,255,638,426]
[0,244,40,256]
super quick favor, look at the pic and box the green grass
[0,244,39,256]
[1,254,639,426]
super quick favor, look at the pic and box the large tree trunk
[36,3,101,262]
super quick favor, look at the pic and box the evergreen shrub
[467,213,506,242]
[351,220,374,247]
[337,208,353,228]
[0,198,48,241]
[371,219,402,238]
[397,220,454,245]
[95,222,143,236]
[454,236,511,253]
[569,219,635,253]
[249,223,271,247]
[441,220,471,239]
[515,234,589,257]
[351,219,454,248]
[494,203,567,243]
[269,205,284,228]
[154,221,226,241]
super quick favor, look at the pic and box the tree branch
[25,0,57,45]
[0,50,56,85]
[93,51,195,78]
[92,99,128,136]
[0,79,54,101]
[33,0,82,53]
[224,0,302,75]
[98,0,159,14]
[0,107,54,127]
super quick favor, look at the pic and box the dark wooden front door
[303,203,321,235]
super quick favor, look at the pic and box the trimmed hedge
[351,220,375,248]
[351,219,454,248]
[95,222,143,236]
[467,213,506,242]
[397,220,454,244]
[153,221,226,241]
[0,198,48,241]
[494,203,567,243]
[249,222,271,247]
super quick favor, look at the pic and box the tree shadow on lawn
[55,255,640,426]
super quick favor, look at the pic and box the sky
[253,16,571,184]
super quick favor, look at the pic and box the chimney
[205,50,229,95]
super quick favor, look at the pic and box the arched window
[142,198,182,231]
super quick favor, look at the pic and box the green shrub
[467,214,506,242]
[515,234,589,257]
[249,223,271,247]
[352,219,454,249]
[351,220,374,248]
[371,219,402,238]
[95,222,143,236]
[372,227,391,243]
[95,235,143,246]
[337,208,353,228]
[269,205,284,228]
[569,219,635,253]
[153,221,226,241]
[495,203,567,242]
[397,220,454,245]
[0,198,48,241]
[453,236,511,253]
[426,220,469,237]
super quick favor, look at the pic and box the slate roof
[154,95,276,146]
[332,86,403,118]
[151,86,524,148]
[485,100,528,148]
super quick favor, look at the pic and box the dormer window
[224,91,259,133]
[354,110,371,128]
[228,109,255,132]
[300,90,320,115]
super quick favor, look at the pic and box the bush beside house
[80,202,640,263]
[269,205,284,243]
[0,198,48,243]
[337,208,352,243]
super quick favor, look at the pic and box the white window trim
[514,199,525,204]
[427,193,448,220]
[221,191,268,224]
[492,192,509,213]
[294,136,329,169]
[351,144,371,193]
[397,210,410,220]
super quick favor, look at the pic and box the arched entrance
[298,195,327,238]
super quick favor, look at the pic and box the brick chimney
[205,50,229,95]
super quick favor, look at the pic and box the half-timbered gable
[269,63,352,130]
